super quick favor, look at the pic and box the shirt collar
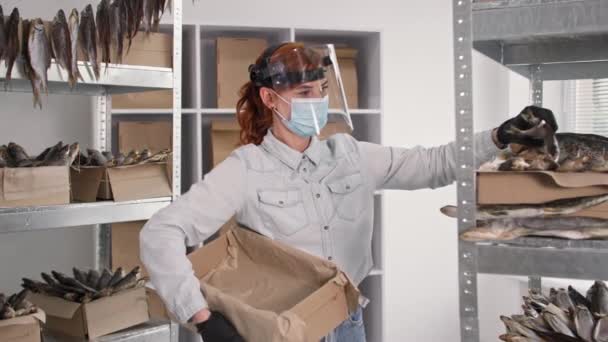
[261,129,324,169]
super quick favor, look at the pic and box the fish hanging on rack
[96,0,112,68]
[79,4,100,80]
[0,5,6,65]
[51,9,75,88]
[129,0,145,44]
[28,19,52,109]
[68,9,82,85]
[4,8,21,84]
[143,0,154,33]
[110,0,127,64]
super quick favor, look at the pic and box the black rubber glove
[196,311,245,342]
[496,105,558,147]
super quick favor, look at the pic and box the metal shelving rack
[0,0,184,340]
[454,0,608,341]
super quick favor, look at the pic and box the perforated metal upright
[452,0,479,340]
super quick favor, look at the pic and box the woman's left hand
[494,105,558,148]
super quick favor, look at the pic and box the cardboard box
[329,48,359,110]
[217,37,268,108]
[71,163,172,202]
[118,121,173,154]
[0,166,70,208]
[150,225,360,341]
[211,120,241,167]
[112,90,173,109]
[0,311,45,342]
[112,32,173,109]
[112,221,148,277]
[29,287,148,339]
[477,171,608,219]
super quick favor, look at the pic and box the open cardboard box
[149,225,360,342]
[70,162,172,202]
[0,311,45,342]
[477,171,608,219]
[28,287,148,339]
[0,166,70,208]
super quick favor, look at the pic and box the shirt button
[324,226,329,230]
[302,155,306,160]
[316,193,321,198]
[328,256,333,261]
[303,168,307,172]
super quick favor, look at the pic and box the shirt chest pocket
[257,189,309,236]
[327,172,365,221]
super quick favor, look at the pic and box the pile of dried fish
[480,108,608,173]
[0,290,38,320]
[441,194,608,241]
[22,266,143,303]
[74,148,170,167]
[500,281,608,342]
[0,0,170,108]
[0,141,79,168]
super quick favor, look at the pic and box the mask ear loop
[269,89,292,122]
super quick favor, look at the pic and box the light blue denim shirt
[140,129,500,322]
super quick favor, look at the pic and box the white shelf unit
[112,24,384,342]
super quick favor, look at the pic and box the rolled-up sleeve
[140,153,247,323]
[359,130,501,190]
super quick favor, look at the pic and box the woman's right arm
[140,153,247,323]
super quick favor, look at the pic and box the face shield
[250,44,353,137]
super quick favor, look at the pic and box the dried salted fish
[7,142,30,166]
[96,0,112,67]
[79,4,99,80]
[574,305,595,342]
[28,18,52,109]
[143,0,154,33]
[552,288,575,312]
[543,312,576,337]
[96,269,113,291]
[51,9,75,88]
[68,9,82,85]
[86,269,101,289]
[569,286,592,309]
[588,281,608,317]
[442,194,608,220]
[0,6,6,64]
[4,8,20,83]
[110,0,127,64]
[500,316,541,339]
[87,148,108,166]
[111,266,140,291]
[595,316,608,342]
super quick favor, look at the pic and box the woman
[140,42,556,342]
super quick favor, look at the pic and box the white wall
[0,91,95,292]
[0,1,564,341]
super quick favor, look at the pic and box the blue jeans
[323,306,367,342]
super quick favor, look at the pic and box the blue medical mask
[272,92,329,137]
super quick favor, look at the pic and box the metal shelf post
[453,0,479,341]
